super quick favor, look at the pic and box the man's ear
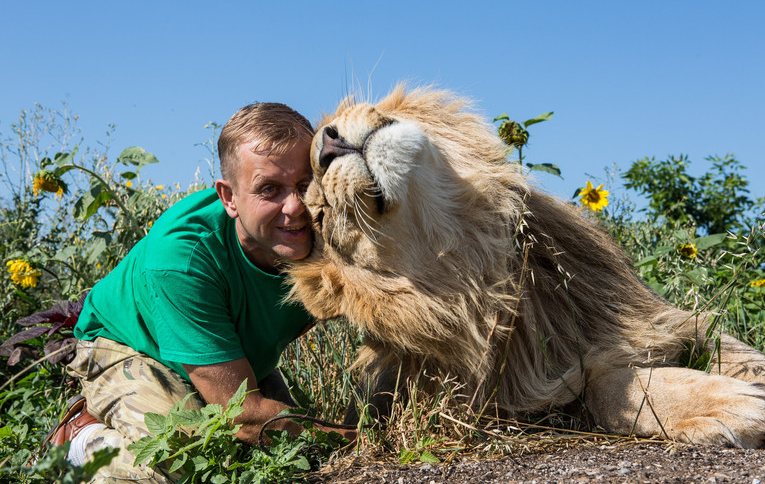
[215,179,239,219]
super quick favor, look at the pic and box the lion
[287,85,765,448]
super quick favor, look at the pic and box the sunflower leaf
[527,163,562,178]
[523,112,553,127]
[117,147,160,171]
[692,233,727,250]
[73,183,114,220]
[53,146,79,167]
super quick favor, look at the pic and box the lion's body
[288,86,765,447]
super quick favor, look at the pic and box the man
[44,102,353,482]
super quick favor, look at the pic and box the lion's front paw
[671,382,765,448]
[587,367,765,448]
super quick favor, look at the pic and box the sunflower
[6,259,42,288]
[32,169,68,200]
[497,120,529,148]
[751,279,765,288]
[579,181,610,212]
[678,243,699,259]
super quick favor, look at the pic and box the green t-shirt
[74,188,313,382]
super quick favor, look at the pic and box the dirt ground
[309,443,765,483]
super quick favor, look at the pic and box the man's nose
[282,189,306,216]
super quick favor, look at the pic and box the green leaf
[81,446,120,476]
[144,412,168,435]
[203,403,224,416]
[419,451,440,463]
[692,233,727,250]
[0,426,12,441]
[527,162,562,178]
[169,453,189,473]
[177,473,194,484]
[192,454,209,471]
[684,268,708,285]
[399,449,416,466]
[649,282,666,296]
[239,470,256,484]
[73,183,114,220]
[54,146,79,167]
[128,436,165,466]
[85,238,107,265]
[672,230,693,241]
[226,406,245,420]
[86,231,112,265]
[692,351,712,371]
[117,146,160,171]
[172,392,200,411]
[173,409,206,427]
[523,111,553,127]
[211,474,229,484]
[292,455,311,471]
[54,164,78,176]
[634,255,658,268]
[492,113,510,122]
[121,171,137,180]
[653,246,674,256]
[53,245,77,262]
[226,379,249,409]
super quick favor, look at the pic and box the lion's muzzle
[318,126,359,170]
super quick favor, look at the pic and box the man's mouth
[280,225,308,235]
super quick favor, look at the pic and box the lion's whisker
[326,199,346,248]
[354,193,383,246]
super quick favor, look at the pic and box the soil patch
[310,443,765,483]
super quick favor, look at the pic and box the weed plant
[1,105,764,481]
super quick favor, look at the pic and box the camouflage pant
[67,337,295,483]
[66,337,203,483]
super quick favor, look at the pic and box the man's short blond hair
[218,102,313,185]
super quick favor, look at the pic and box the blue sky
[2,1,764,206]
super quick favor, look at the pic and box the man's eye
[259,185,278,197]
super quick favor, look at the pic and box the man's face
[217,139,313,271]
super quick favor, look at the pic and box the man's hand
[184,358,303,444]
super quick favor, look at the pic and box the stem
[47,258,94,288]
[62,163,146,239]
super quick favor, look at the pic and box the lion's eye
[315,209,324,229]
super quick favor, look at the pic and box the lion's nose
[319,126,359,169]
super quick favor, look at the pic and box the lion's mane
[288,85,705,413]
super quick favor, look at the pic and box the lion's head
[306,86,528,272]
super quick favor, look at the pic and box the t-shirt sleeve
[142,267,245,365]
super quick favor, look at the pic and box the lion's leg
[585,366,765,448]
[705,334,765,384]
[343,344,404,426]
[343,368,399,425]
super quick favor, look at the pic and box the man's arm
[184,358,357,445]
[184,358,303,444]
